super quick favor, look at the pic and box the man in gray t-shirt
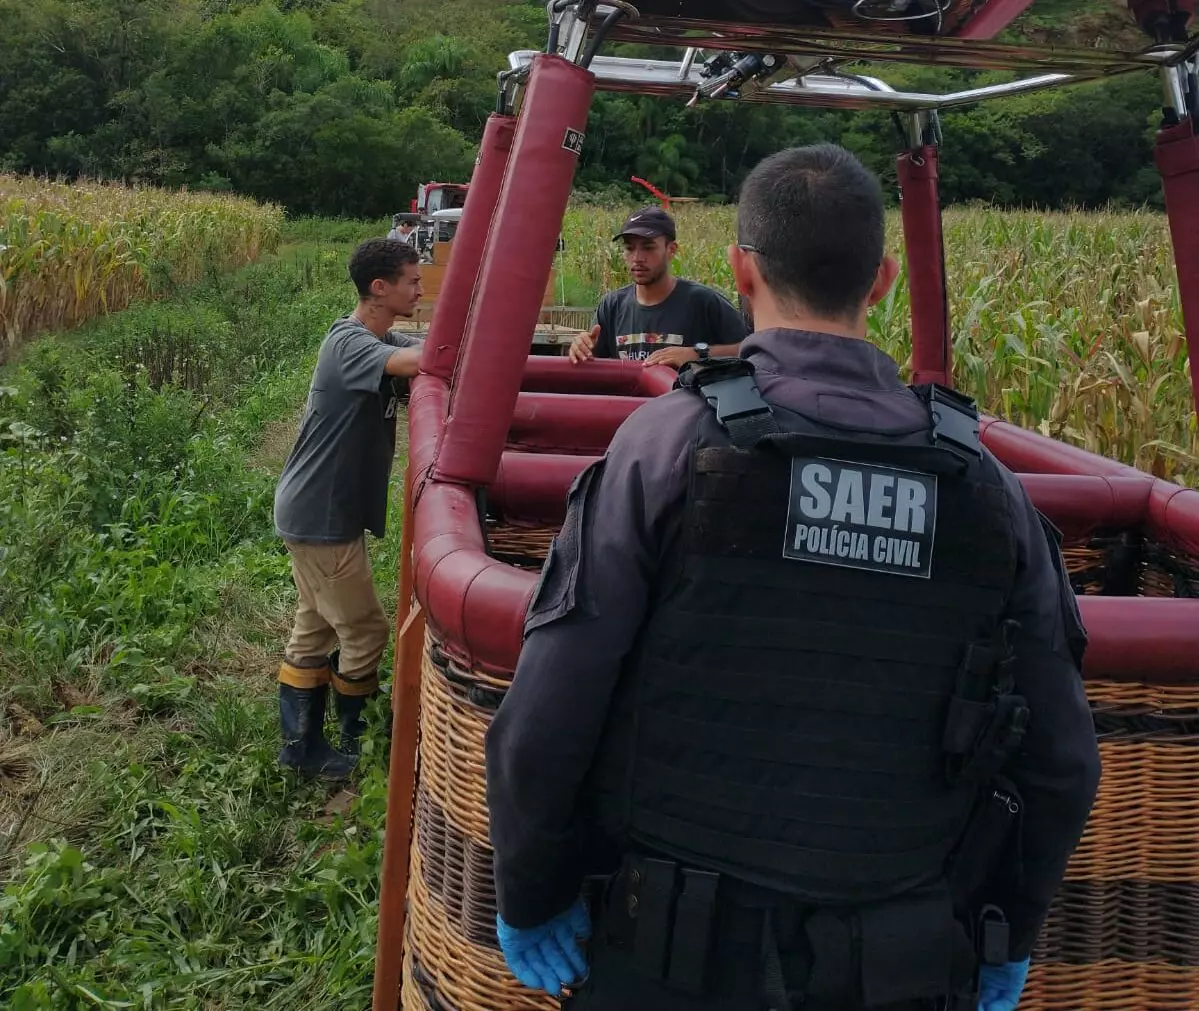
[272,238,423,781]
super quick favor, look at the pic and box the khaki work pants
[278,536,389,696]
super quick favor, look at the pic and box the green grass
[279,216,392,246]
[0,242,404,1008]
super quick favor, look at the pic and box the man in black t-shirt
[568,207,746,368]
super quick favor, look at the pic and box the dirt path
[250,410,303,474]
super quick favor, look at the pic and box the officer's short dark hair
[349,238,419,298]
[736,144,885,320]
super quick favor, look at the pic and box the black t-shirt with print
[592,278,747,361]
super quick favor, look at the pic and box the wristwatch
[694,342,711,361]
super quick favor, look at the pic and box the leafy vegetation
[562,202,1198,485]
[0,231,400,1008]
[1,174,282,353]
[0,0,1176,216]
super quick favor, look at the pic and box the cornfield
[561,203,1198,487]
[0,175,283,355]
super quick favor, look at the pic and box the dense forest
[0,0,1176,217]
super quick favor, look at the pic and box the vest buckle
[703,374,773,427]
[678,359,780,449]
[915,384,983,460]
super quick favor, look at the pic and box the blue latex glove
[978,958,1030,1011]
[497,897,591,995]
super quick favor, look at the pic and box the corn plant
[561,202,1197,486]
[0,175,284,355]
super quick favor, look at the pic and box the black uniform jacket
[484,326,1101,959]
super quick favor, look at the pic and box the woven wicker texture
[418,639,507,844]
[1063,543,1120,595]
[1024,677,1199,1010]
[1033,881,1199,963]
[488,522,1199,599]
[404,840,556,1011]
[1087,681,1199,709]
[1063,682,1199,884]
[1063,537,1199,598]
[1062,738,1199,882]
[405,946,465,1011]
[405,627,557,1010]
[485,521,558,571]
[1138,543,1199,597]
[1022,962,1199,1009]
[402,948,425,1010]
[402,520,1199,1010]
[415,779,500,951]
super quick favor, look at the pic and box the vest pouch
[802,881,975,1008]
[948,775,1024,913]
[1036,510,1089,668]
[524,458,605,635]
[857,880,976,1008]
[801,908,856,1004]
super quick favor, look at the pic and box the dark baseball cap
[613,206,676,242]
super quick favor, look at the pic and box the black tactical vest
[584,358,1026,909]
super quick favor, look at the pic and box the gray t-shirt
[592,278,747,361]
[274,316,421,543]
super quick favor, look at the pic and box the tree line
[0,0,1171,218]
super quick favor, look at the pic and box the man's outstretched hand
[496,897,591,996]
[568,324,601,364]
[643,345,698,369]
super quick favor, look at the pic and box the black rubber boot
[278,683,357,780]
[328,648,382,755]
[333,690,373,756]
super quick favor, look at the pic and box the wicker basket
[1063,534,1199,598]
[401,519,1199,1010]
[1023,674,1199,1010]
[404,631,557,1011]
[484,519,559,572]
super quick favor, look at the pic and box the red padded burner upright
[421,113,517,382]
[434,55,597,488]
[898,145,952,388]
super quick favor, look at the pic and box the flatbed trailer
[370,2,1199,1009]
[391,308,595,354]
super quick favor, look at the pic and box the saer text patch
[782,457,937,578]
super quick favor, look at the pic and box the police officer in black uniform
[484,143,1100,1011]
